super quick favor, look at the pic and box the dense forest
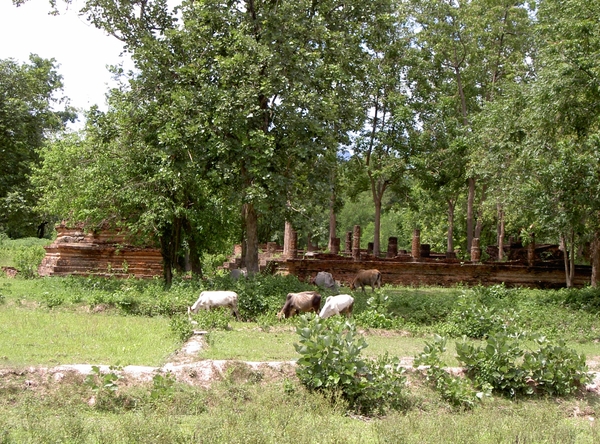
[1,0,599,285]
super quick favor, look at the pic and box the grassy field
[2,241,600,442]
[0,301,178,367]
[1,368,599,443]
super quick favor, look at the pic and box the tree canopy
[0,55,75,238]
[9,0,600,286]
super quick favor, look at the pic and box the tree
[348,1,413,257]
[0,55,74,238]
[407,0,534,252]
[521,0,600,286]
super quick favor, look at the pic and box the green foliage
[445,285,520,339]
[41,291,65,308]
[0,55,75,238]
[294,314,407,415]
[13,244,46,279]
[354,293,402,329]
[150,372,176,401]
[448,296,518,339]
[387,288,458,325]
[190,308,232,330]
[414,335,488,409]
[83,365,136,411]
[169,315,194,342]
[207,273,313,320]
[561,286,600,313]
[456,333,590,398]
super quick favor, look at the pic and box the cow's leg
[231,304,241,321]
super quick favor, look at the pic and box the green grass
[200,325,462,365]
[0,373,598,443]
[0,302,179,367]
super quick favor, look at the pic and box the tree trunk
[560,232,574,288]
[591,231,600,288]
[497,204,505,261]
[243,203,259,275]
[160,225,174,287]
[447,198,455,253]
[183,219,202,278]
[328,185,337,252]
[373,191,382,258]
[474,184,487,241]
[467,177,475,251]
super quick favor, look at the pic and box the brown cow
[350,269,382,292]
[277,291,322,320]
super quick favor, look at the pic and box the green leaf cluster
[414,335,488,409]
[294,315,406,415]
[456,333,590,398]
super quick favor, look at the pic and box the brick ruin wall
[38,225,163,279]
[37,225,592,288]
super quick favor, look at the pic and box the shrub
[294,314,407,416]
[190,307,232,330]
[387,289,457,325]
[414,335,488,409]
[41,291,65,308]
[456,333,590,398]
[203,273,314,320]
[169,315,195,342]
[448,297,519,339]
[354,293,401,329]
[14,245,46,278]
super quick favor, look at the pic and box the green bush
[294,314,407,416]
[169,315,195,342]
[561,286,600,313]
[354,293,401,329]
[414,335,488,409]
[41,291,65,308]
[448,296,519,339]
[190,307,233,330]
[203,273,314,320]
[14,245,46,278]
[387,289,457,325]
[456,333,590,398]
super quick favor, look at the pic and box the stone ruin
[222,226,591,289]
[36,223,591,288]
[38,224,163,279]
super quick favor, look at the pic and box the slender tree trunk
[373,190,382,257]
[560,232,575,288]
[497,204,505,261]
[160,225,174,287]
[467,177,475,251]
[447,198,455,253]
[474,184,487,240]
[243,203,259,275]
[183,218,202,278]
[328,182,337,252]
[591,231,600,288]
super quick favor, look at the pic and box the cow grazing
[188,290,241,320]
[312,271,339,292]
[277,291,322,320]
[350,269,382,292]
[319,294,354,319]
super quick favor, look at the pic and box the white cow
[319,294,354,319]
[188,290,241,320]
